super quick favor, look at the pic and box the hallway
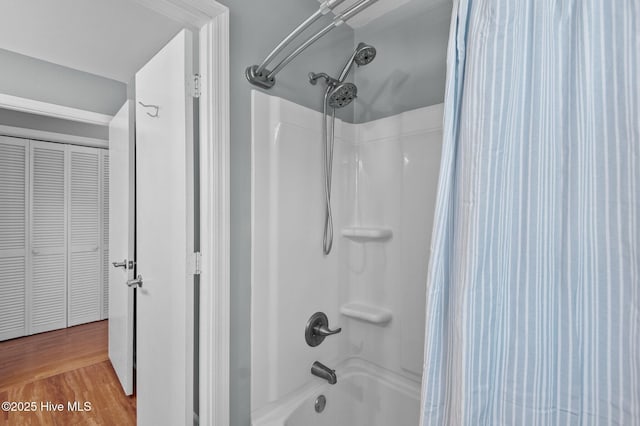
[0,321,136,425]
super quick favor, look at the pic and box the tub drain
[314,395,326,413]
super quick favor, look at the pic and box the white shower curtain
[421,1,639,424]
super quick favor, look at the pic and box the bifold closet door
[102,151,109,320]
[68,146,103,326]
[29,141,67,334]
[0,136,28,341]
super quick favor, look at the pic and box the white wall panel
[0,137,27,340]
[347,106,443,379]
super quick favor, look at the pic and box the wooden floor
[0,321,136,425]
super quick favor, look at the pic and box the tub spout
[311,361,337,385]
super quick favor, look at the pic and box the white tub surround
[251,91,353,414]
[251,90,442,425]
[254,358,420,426]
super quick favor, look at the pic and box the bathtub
[252,358,421,426]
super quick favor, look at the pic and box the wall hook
[138,101,159,118]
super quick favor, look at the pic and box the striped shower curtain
[421,1,639,424]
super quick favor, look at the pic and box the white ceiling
[0,0,183,83]
[323,0,449,28]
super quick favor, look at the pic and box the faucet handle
[314,324,342,337]
[305,312,342,347]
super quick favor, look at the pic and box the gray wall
[216,1,354,424]
[0,48,126,116]
[0,108,108,140]
[353,0,451,123]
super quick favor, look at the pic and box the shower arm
[246,0,378,89]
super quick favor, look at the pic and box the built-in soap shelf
[340,302,392,325]
[341,227,393,242]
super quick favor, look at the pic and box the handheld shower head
[337,42,377,82]
[354,42,377,66]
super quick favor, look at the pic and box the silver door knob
[126,275,143,288]
[112,260,127,269]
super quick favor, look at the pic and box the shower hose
[322,87,336,255]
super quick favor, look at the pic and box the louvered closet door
[0,137,28,341]
[101,151,109,319]
[29,141,67,334]
[68,146,102,326]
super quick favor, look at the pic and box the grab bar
[254,0,346,77]
[267,0,377,80]
[246,0,378,89]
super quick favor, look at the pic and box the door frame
[0,1,230,423]
[191,7,231,426]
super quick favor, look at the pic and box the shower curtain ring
[138,101,159,118]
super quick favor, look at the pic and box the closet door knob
[126,275,143,288]
[112,260,127,269]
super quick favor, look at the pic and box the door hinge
[192,251,202,275]
[191,74,201,98]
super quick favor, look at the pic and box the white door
[108,101,135,395]
[135,29,195,426]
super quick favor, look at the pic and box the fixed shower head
[337,42,377,82]
[327,82,357,109]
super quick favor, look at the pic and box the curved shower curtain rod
[246,0,378,89]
